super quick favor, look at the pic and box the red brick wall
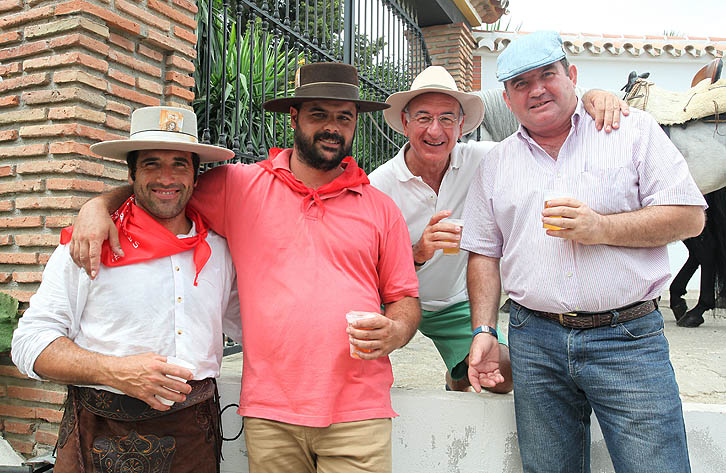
[472,55,482,90]
[0,0,197,457]
[421,22,476,92]
[0,354,65,455]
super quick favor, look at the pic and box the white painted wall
[477,51,708,93]
[217,376,726,473]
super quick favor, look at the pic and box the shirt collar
[515,97,583,146]
[392,142,461,182]
[269,148,365,195]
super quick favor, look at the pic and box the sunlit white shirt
[12,224,241,386]
[370,140,497,311]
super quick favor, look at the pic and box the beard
[294,128,353,171]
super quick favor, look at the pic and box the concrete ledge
[0,438,25,467]
[219,380,726,473]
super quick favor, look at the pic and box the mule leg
[670,251,698,321]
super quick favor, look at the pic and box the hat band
[130,130,199,143]
[295,82,361,100]
[417,83,458,92]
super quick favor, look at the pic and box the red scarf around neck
[257,148,369,214]
[60,196,211,285]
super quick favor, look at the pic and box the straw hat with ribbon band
[263,62,389,113]
[384,66,485,135]
[90,106,235,163]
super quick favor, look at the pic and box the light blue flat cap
[496,31,566,82]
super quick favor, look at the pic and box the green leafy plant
[195,1,302,157]
[0,292,19,353]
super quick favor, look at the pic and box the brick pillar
[0,0,198,457]
[421,23,476,92]
[472,55,482,90]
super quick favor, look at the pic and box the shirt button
[175,266,180,271]
[566,272,573,278]
[177,296,182,302]
[177,330,182,335]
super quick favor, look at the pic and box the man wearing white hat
[12,106,241,473]
[64,63,420,473]
[462,31,704,472]
[370,65,625,392]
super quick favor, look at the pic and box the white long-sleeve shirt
[11,224,241,386]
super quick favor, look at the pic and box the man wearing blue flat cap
[461,30,705,472]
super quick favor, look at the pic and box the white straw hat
[384,66,485,135]
[90,106,235,163]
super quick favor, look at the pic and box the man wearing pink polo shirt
[69,62,420,473]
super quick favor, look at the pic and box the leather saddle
[691,58,723,87]
[624,60,726,125]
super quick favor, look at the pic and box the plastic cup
[543,191,574,231]
[440,218,464,255]
[155,356,196,406]
[346,311,378,359]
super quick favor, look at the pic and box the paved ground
[390,297,726,404]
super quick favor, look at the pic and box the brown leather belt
[74,378,216,422]
[518,299,658,329]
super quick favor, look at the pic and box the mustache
[314,131,344,144]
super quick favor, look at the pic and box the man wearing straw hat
[67,62,420,473]
[11,106,242,472]
[462,31,704,472]
[370,65,625,393]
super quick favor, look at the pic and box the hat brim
[263,96,390,113]
[383,88,485,135]
[90,140,236,163]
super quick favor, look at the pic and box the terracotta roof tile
[473,31,725,59]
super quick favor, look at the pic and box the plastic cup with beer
[543,190,574,231]
[155,356,196,406]
[440,217,464,255]
[346,311,378,359]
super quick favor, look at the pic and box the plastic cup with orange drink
[543,190,574,231]
[440,217,464,255]
[346,311,378,359]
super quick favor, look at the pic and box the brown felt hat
[263,62,389,113]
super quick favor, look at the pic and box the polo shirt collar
[270,148,365,195]
[392,142,461,182]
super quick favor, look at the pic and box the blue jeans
[508,303,690,473]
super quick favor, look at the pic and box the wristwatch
[472,325,498,340]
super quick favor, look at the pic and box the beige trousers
[244,417,392,473]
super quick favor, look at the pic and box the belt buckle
[559,312,577,325]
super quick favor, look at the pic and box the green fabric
[419,301,507,381]
[0,292,19,353]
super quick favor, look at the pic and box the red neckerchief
[257,148,369,215]
[60,196,211,285]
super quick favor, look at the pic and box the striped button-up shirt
[461,101,706,313]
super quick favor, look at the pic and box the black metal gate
[195,0,430,172]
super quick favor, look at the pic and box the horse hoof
[670,298,688,321]
[677,304,709,327]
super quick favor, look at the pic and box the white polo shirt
[370,140,496,311]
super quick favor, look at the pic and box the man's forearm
[383,296,421,349]
[600,205,704,247]
[33,337,114,386]
[467,253,501,329]
[89,185,134,213]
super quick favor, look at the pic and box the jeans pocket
[508,303,533,329]
[619,310,664,340]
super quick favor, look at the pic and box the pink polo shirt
[190,149,419,427]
